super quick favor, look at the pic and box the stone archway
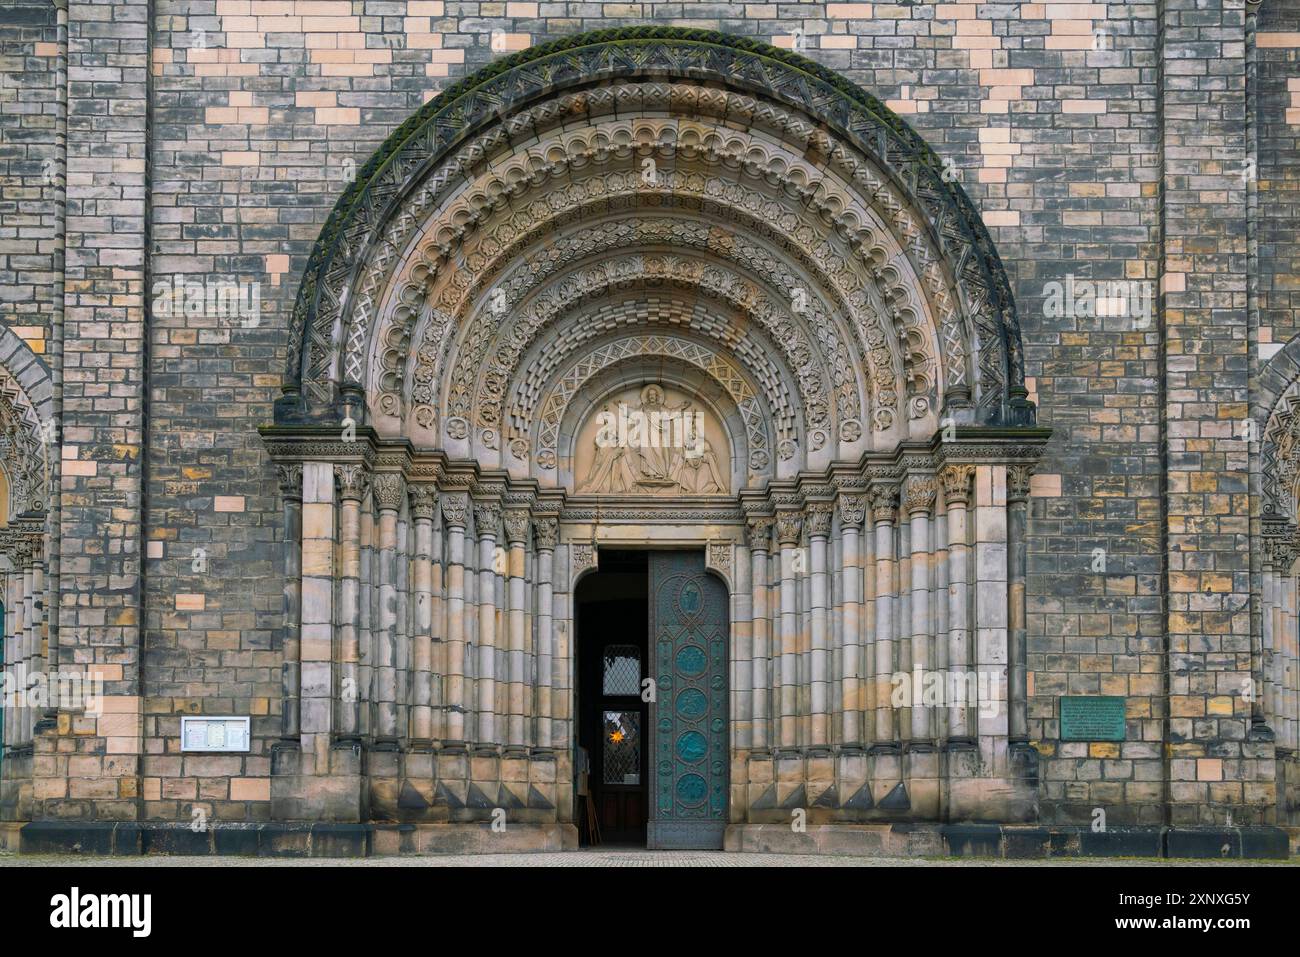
[0,331,54,824]
[263,29,1049,848]
[1254,341,1300,801]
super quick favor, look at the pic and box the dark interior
[575,549,650,847]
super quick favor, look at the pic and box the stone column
[940,465,975,746]
[300,462,336,768]
[838,495,866,749]
[775,509,802,751]
[973,465,1009,771]
[747,517,773,754]
[29,533,44,742]
[730,538,752,754]
[807,503,833,751]
[503,509,530,753]
[1007,464,1032,744]
[905,476,937,744]
[869,482,900,748]
[334,465,367,742]
[533,518,557,753]
[372,473,405,747]
[440,493,469,747]
[473,499,501,750]
[277,464,303,740]
[409,483,437,745]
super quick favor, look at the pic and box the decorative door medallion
[647,551,729,849]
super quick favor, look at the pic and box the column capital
[806,502,834,538]
[903,475,937,516]
[334,463,369,503]
[533,517,559,551]
[503,509,530,546]
[440,492,469,529]
[837,494,867,528]
[775,510,803,546]
[276,463,303,501]
[371,471,405,511]
[938,464,976,506]
[473,500,502,539]
[868,483,899,524]
[408,483,438,520]
[745,515,774,550]
[1007,464,1033,504]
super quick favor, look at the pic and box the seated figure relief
[577,384,729,495]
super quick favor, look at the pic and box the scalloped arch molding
[279,27,1035,481]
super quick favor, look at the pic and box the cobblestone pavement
[2,850,1293,867]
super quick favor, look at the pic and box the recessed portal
[576,550,650,847]
[576,548,730,850]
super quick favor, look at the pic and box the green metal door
[647,551,728,849]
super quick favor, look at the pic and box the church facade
[1,0,1298,858]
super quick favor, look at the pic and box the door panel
[647,551,729,849]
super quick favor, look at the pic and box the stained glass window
[603,710,641,785]
[602,645,641,696]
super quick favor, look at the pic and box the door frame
[568,537,736,849]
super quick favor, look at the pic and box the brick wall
[1,1,1291,830]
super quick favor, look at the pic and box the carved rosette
[372,472,405,511]
[503,509,530,546]
[472,501,502,539]
[408,483,437,521]
[806,503,834,538]
[276,463,303,501]
[868,483,900,524]
[837,494,867,528]
[334,463,369,503]
[903,476,938,516]
[939,464,976,506]
[533,517,559,551]
[440,493,469,529]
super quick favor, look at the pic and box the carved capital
[837,494,866,528]
[533,517,558,551]
[903,476,937,516]
[939,464,976,506]
[408,483,437,520]
[1007,464,1033,503]
[503,509,530,546]
[372,472,405,511]
[334,463,369,502]
[473,501,502,539]
[441,493,469,529]
[1264,532,1298,571]
[806,503,834,538]
[775,511,803,546]
[868,483,899,524]
[276,463,303,500]
[745,515,774,551]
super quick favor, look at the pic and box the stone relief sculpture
[577,385,729,495]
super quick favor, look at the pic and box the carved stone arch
[499,299,803,451]
[281,27,1031,431]
[1257,336,1300,524]
[392,191,901,453]
[0,331,53,522]
[467,251,849,437]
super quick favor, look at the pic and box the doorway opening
[575,549,650,847]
